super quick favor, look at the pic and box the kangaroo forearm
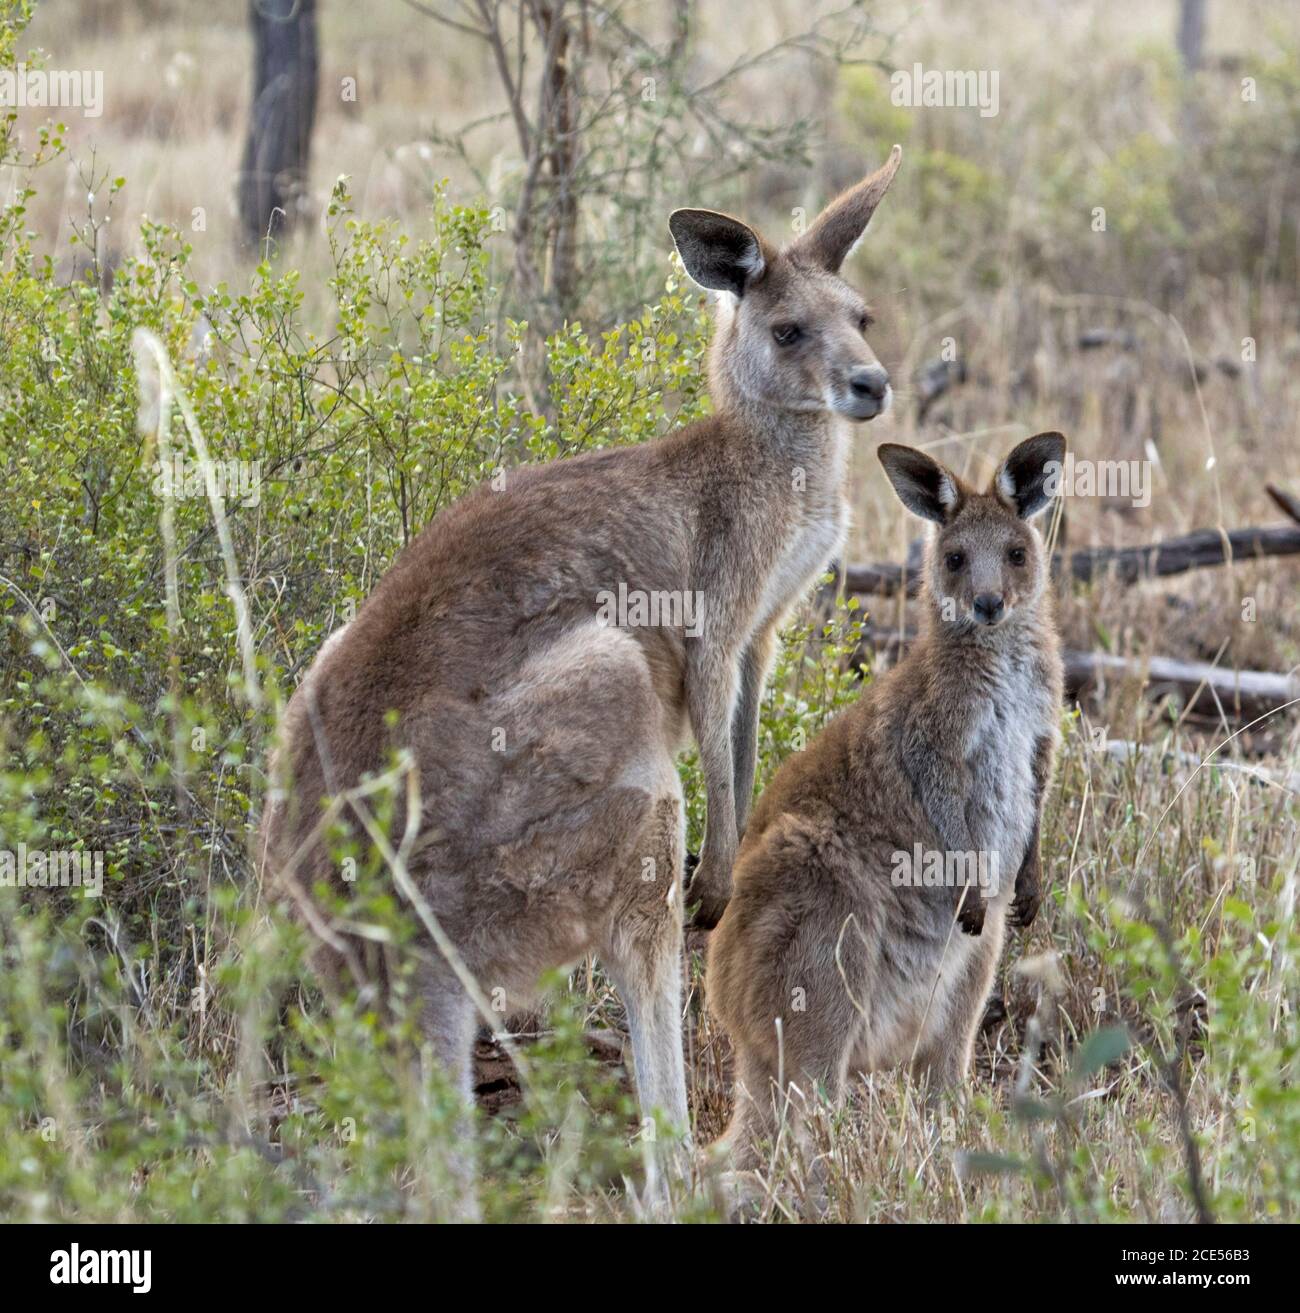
[931,800,986,915]
[1012,732,1055,927]
[700,744,738,864]
[1017,817,1041,880]
[730,702,759,836]
[904,749,985,931]
[1020,731,1055,874]
[899,718,972,850]
[731,628,776,835]
[909,760,977,857]
[688,661,740,865]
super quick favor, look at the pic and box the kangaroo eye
[1008,547,1027,567]
[772,322,802,346]
[945,551,966,572]
[857,311,874,333]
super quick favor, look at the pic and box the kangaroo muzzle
[973,591,1005,625]
[841,364,891,421]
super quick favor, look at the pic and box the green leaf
[957,1151,1028,1177]
[1073,1024,1129,1078]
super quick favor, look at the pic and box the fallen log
[1067,525,1300,585]
[1066,649,1299,720]
[1266,484,1300,526]
[840,523,1300,599]
[840,559,920,597]
[851,625,1299,720]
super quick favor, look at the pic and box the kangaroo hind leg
[600,775,689,1194]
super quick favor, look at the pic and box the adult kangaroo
[259,146,903,1182]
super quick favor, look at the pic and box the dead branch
[840,523,1300,599]
[1066,525,1300,585]
[851,625,1299,720]
[1065,649,1299,719]
[1266,484,1300,526]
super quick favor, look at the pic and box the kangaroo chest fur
[753,420,850,630]
[959,644,1052,892]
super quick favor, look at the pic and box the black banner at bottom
[0,1221,1285,1297]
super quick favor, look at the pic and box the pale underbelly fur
[857,673,1042,1072]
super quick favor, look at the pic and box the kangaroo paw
[1011,883,1042,929]
[957,895,986,936]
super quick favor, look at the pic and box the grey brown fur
[258,147,905,1182]
[707,433,1066,1170]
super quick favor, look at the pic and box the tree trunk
[239,0,319,249]
[1177,0,1206,73]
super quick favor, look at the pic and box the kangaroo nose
[849,364,890,401]
[973,592,1005,624]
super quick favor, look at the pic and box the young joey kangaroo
[707,433,1066,1169]
[259,147,904,1175]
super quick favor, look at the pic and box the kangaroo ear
[668,209,769,297]
[995,432,1067,519]
[791,144,902,273]
[878,443,961,524]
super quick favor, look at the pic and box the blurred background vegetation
[0,0,1297,1221]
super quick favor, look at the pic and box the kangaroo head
[668,146,902,423]
[878,433,1067,630]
